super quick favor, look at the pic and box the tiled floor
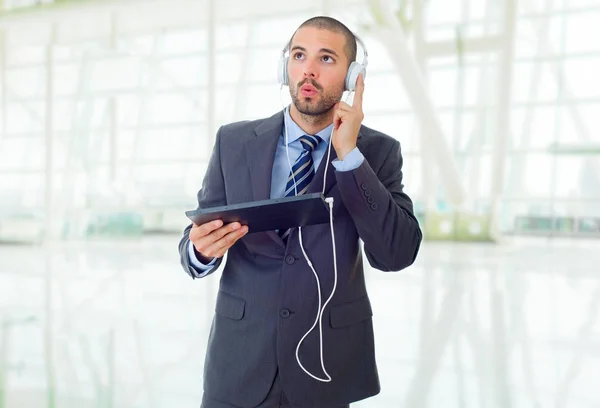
[1,236,599,407]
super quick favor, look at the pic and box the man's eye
[293,52,304,60]
[322,55,334,63]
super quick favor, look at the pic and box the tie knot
[299,135,322,152]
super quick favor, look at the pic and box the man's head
[285,16,358,118]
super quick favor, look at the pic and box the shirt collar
[283,105,334,146]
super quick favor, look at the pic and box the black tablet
[185,193,331,233]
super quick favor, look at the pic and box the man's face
[287,27,349,117]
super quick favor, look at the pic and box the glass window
[563,57,600,98]
[566,10,600,53]
[510,106,560,149]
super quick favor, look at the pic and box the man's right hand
[189,220,249,262]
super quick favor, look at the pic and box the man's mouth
[300,84,318,97]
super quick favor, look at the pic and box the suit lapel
[245,111,286,248]
[246,111,283,202]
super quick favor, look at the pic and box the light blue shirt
[188,107,365,274]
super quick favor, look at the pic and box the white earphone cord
[281,89,353,382]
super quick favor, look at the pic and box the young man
[178,16,422,408]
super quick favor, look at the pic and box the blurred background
[0,0,599,407]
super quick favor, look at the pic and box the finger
[334,107,350,120]
[193,219,223,239]
[194,221,241,251]
[206,226,248,257]
[336,101,353,112]
[190,221,211,242]
[333,104,340,129]
[354,73,365,109]
[213,228,249,258]
[213,248,229,259]
[211,222,241,241]
[211,225,247,254]
[333,108,344,130]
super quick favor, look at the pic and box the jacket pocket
[215,291,246,320]
[329,295,373,328]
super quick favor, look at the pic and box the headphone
[278,29,367,384]
[277,32,368,92]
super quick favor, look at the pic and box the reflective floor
[1,236,599,408]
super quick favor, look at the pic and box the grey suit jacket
[178,110,422,407]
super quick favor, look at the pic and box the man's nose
[303,60,319,80]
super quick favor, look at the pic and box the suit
[178,109,422,407]
[187,107,363,275]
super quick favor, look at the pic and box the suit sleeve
[334,138,422,272]
[178,126,226,279]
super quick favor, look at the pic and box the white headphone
[278,30,366,384]
[277,33,368,92]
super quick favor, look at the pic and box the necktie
[279,134,323,241]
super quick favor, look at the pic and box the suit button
[370,203,378,210]
[367,196,375,204]
[364,189,372,197]
[280,309,291,318]
[360,183,367,190]
[285,255,295,265]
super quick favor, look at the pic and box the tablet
[185,192,331,233]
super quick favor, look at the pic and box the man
[178,16,422,408]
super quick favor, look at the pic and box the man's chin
[296,101,331,117]
[298,107,327,116]
[300,96,318,105]
[299,100,318,114]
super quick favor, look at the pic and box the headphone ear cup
[345,61,366,92]
[278,56,289,86]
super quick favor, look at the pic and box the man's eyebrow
[319,48,339,57]
[290,45,306,53]
[290,45,339,57]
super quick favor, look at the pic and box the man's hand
[332,73,365,160]
[189,220,248,262]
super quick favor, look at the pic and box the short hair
[287,16,357,67]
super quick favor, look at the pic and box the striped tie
[279,134,322,241]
